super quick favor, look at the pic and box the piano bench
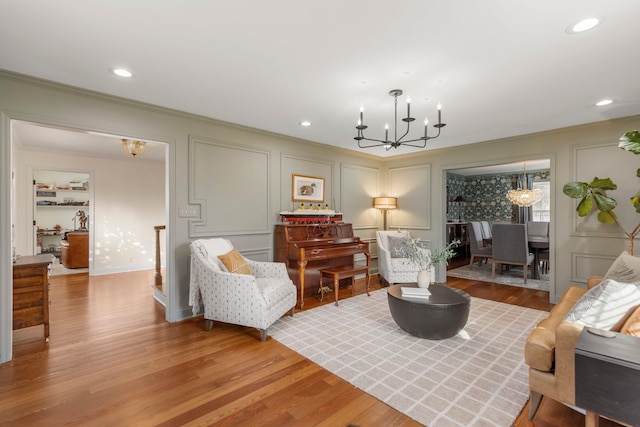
[319,264,370,306]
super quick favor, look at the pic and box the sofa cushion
[218,248,253,275]
[603,251,640,283]
[388,235,414,258]
[565,279,640,330]
[621,306,640,337]
[525,286,587,372]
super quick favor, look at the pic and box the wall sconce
[373,197,398,230]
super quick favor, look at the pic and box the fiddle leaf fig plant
[563,130,640,254]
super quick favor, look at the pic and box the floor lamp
[373,197,397,230]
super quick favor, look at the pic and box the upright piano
[274,223,369,309]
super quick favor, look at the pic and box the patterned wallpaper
[446,170,550,223]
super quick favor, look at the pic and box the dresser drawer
[13,307,45,329]
[13,290,44,310]
[13,275,44,289]
[13,264,47,279]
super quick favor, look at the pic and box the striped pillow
[565,279,640,330]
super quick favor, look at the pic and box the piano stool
[319,264,370,306]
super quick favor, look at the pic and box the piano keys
[274,223,370,309]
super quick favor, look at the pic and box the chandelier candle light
[355,89,446,150]
[506,163,543,207]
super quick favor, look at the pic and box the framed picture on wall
[292,174,324,202]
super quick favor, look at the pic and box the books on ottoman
[401,287,431,299]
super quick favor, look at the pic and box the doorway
[443,158,553,292]
[12,121,167,277]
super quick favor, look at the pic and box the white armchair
[376,230,435,286]
[189,238,297,341]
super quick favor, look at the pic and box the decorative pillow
[218,248,253,275]
[565,279,640,330]
[388,235,414,258]
[621,306,640,337]
[603,251,640,283]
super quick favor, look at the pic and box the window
[532,181,550,221]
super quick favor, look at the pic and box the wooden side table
[575,328,640,427]
[12,254,54,341]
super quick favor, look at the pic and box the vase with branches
[401,238,460,286]
[563,130,640,254]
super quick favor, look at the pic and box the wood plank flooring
[2,268,622,426]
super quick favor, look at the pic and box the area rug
[447,262,550,291]
[270,288,547,427]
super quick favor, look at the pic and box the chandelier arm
[395,121,412,143]
[397,139,428,149]
[357,138,392,149]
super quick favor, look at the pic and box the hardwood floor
[2,268,621,426]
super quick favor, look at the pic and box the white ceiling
[2,1,640,159]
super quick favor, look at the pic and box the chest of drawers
[12,254,54,341]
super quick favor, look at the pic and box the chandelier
[121,139,146,158]
[506,163,543,207]
[355,89,446,151]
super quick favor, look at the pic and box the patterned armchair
[376,230,434,286]
[189,238,297,341]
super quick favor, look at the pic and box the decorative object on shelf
[401,238,460,287]
[292,174,325,202]
[278,210,342,224]
[121,139,146,158]
[354,89,446,151]
[506,163,543,207]
[563,130,640,254]
[373,196,398,230]
[75,210,88,230]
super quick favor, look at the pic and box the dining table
[528,236,549,280]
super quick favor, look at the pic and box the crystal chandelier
[354,89,446,151]
[506,163,543,207]
[121,139,146,158]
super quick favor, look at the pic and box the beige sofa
[525,254,640,420]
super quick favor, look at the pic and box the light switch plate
[178,205,198,218]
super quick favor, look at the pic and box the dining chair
[491,223,535,283]
[468,222,492,267]
[527,221,549,237]
[480,221,493,244]
[527,221,550,275]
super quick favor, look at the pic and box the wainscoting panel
[189,136,270,237]
[341,163,379,229]
[571,252,617,283]
[389,164,431,230]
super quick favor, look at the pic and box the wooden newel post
[154,225,166,292]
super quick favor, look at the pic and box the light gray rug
[270,288,547,427]
[447,262,550,291]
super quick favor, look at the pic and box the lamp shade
[373,197,398,209]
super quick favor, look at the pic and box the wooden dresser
[12,254,54,341]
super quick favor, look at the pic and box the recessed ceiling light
[299,121,311,127]
[111,68,133,78]
[596,99,613,106]
[567,17,601,34]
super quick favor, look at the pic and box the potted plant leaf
[563,130,640,254]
